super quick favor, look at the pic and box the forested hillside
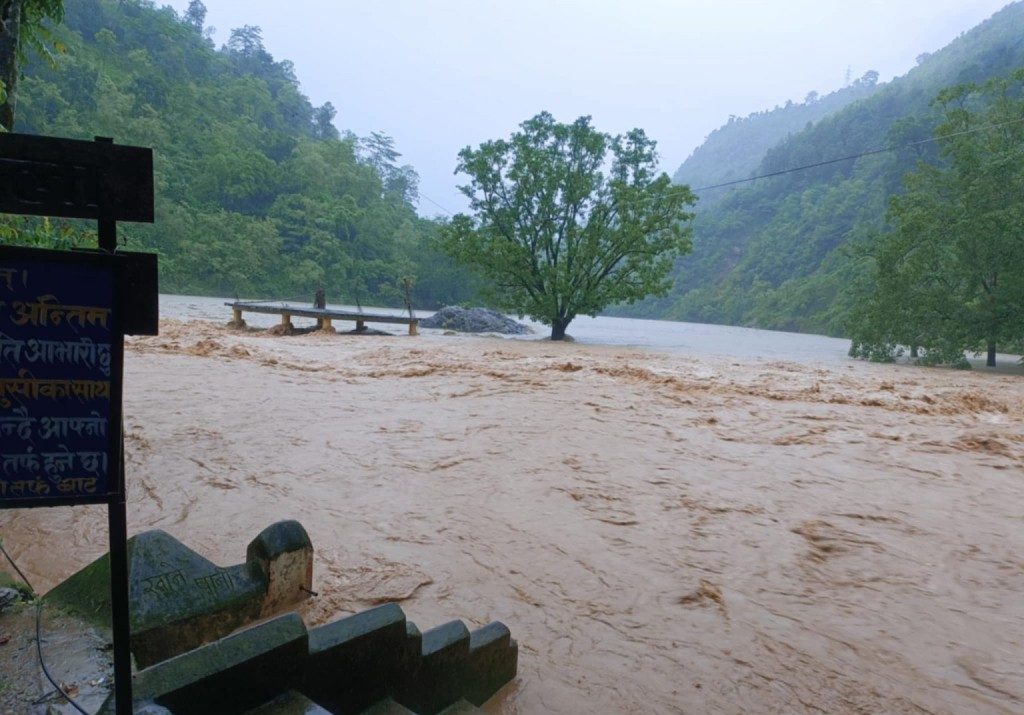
[672,75,882,204]
[647,2,1024,335]
[11,0,481,308]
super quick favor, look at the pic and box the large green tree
[441,112,695,340]
[849,70,1024,367]
[0,0,63,130]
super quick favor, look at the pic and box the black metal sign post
[0,133,156,715]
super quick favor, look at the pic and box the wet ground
[0,603,112,714]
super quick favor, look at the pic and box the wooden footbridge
[226,301,418,335]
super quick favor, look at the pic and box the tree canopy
[848,69,1024,367]
[3,0,483,310]
[441,112,695,340]
[0,0,66,130]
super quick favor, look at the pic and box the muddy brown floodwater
[2,319,1023,713]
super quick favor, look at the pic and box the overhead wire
[691,115,1024,192]
[418,115,1024,216]
[418,193,455,216]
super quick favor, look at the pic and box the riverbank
[2,318,1022,713]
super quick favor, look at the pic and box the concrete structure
[46,521,313,667]
[102,606,517,714]
[45,522,517,712]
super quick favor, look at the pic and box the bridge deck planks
[226,301,418,334]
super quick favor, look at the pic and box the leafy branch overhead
[441,112,695,340]
[0,0,66,131]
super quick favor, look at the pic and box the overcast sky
[164,1,1012,217]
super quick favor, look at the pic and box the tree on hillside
[312,101,339,140]
[0,0,64,130]
[183,0,206,33]
[440,112,696,340]
[849,70,1024,367]
[360,131,419,205]
[360,130,400,170]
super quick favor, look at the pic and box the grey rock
[0,586,19,612]
[420,307,529,335]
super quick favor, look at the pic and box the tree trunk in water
[987,343,996,367]
[0,0,21,132]
[550,319,568,341]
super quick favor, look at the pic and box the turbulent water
[166,294,857,361]
[163,294,1024,369]
[2,299,1023,713]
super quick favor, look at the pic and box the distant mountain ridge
[637,1,1024,335]
[672,74,882,203]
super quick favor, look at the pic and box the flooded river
[2,300,1022,713]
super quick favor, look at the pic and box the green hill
[647,1,1024,335]
[672,75,882,205]
[12,0,481,308]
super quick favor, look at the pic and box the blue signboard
[0,250,121,505]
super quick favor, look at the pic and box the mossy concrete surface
[44,521,312,667]
[41,522,513,714]
[132,612,309,714]
[111,604,513,714]
[245,690,333,714]
[303,602,412,714]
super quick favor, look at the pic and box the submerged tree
[440,112,696,340]
[849,70,1024,367]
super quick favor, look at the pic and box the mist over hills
[672,75,882,205]
[635,1,1024,336]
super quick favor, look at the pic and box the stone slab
[436,701,484,715]
[244,690,332,715]
[303,603,409,714]
[134,612,308,714]
[463,622,518,706]
[358,699,417,715]
[395,621,470,715]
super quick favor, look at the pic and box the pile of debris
[420,307,530,335]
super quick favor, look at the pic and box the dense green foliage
[0,0,66,130]
[5,0,481,308]
[848,71,1024,367]
[441,112,695,340]
[629,2,1024,336]
[672,73,882,205]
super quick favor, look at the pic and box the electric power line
[420,115,1024,216]
[418,193,454,216]
[691,115,1024,192]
